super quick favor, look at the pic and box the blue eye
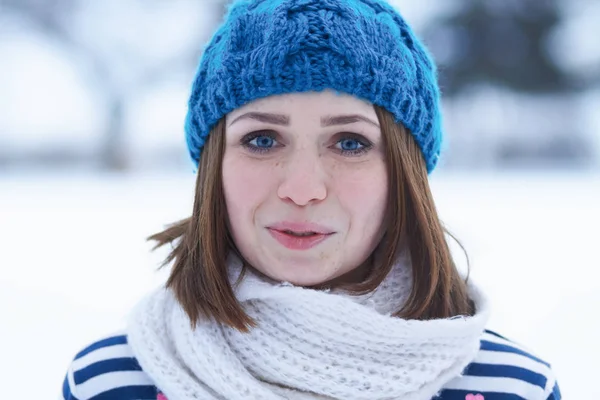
[334,136,371,156]
[250,135,275,148]
[339,139,362,151]
[242,131,279,153]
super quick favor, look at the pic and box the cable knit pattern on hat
[185,0,444,173]
[127,253,490,400]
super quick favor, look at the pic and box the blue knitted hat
[185,0,443,173]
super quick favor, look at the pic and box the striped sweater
[61,330,561,400]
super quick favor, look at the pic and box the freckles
[319,238,342,267]
[323,159,341,179]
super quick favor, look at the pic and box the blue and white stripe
[61,330,561,400]
[62,334,156,400]
[439,331,560,399]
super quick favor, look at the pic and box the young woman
[61,0,561,399]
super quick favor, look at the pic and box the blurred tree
[0,0,230,170]
[425,0,575,96]
[419,0,600,169]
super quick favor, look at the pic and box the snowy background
[1,0,599,398]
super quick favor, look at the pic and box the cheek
[335,163,388,233]
[222,155,275,227]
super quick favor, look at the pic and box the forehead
[226,90,376,122]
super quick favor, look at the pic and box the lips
[280,230,319,237]
[266,222,335,250]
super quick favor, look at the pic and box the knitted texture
[127,253,490,400]
[185,0,444,173]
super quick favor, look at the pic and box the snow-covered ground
[1,171,598,398]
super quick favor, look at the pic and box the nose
[276,150,327,206]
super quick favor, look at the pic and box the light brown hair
[149,106,474,331]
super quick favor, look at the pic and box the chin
[285,274,330,287]
[266,258,337,287]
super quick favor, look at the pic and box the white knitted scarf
[127,253,490,400]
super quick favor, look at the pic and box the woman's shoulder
[438,329,561,399]
[61,331,157,400]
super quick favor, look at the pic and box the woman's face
[223,90,388,286]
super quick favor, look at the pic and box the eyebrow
[321,114,380,128]
[228,112,379,128]
[228,112,290,127]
